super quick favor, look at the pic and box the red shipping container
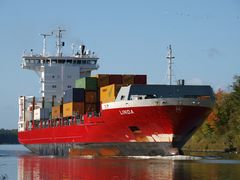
[109,75,122,84]
[134,75,147,84]
[85,91,97,103]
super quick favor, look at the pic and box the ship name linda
[119,109,134,115]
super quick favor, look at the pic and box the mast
[40,33,52,56]
[56,27,66,57]
[166,45,175,85]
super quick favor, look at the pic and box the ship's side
[18,85,214,156]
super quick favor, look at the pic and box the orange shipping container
[85,91,98,103]
[95,74,110,87]
[122,75,135,85]
[100,84,125,103]
[63,102,84,117]
[52,105,63,118]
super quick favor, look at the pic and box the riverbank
[0,129,19,144]
[183,130,240,154]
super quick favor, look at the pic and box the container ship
[18,28,215,156]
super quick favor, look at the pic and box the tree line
[0,129,19,144]
[185,75,240,151]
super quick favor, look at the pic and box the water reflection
[18,155,185,180]
[17,155,240,180]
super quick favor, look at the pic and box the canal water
[0,145,240,179]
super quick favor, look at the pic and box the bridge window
[145,94,158,99]
[58,60,65,64]
[67,60,73,64]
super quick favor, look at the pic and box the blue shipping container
[63,88,85,103]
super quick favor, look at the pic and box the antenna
[71,43,75,55]
[40,33,52,56]
[166,45,175,85]
[56,27,66,57]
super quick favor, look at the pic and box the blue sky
[0,0,239,128]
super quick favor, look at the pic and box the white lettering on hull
[119,109,134,115]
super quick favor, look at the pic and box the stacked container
[63,88,85,117]
[63,102,84,117]
[109,75,122,84]
[75,77,98,91]
[100,84,126,103]
[63,88,85,103]
[97,74,147,104]
[122,75,135,85]
[85,90,98,112]
[134,75,147,84]
[33,108,50,120]
[95,74,110,87]
[52,105,63,119]
[74,77,100,114]
[59,74,147,117]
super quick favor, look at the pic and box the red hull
[18,105,211,147]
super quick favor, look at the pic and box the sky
[0,0,239,129]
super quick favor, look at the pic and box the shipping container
[43,102,53,112]
[63,102,84,117]
[63,88,85,103]
[85,91,98,103]
[34,108,50,120]
[100,84,125,103]
[109,75,122,84]
[95,74,110,87]
[134,75,147,84]
[122,75,135,85]
[85,103,97,113]
[75,77,98,91]
[25,111,33,122]
[52,105,63,118]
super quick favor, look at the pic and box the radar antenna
[40,33,52,56]
[166,45,175,85]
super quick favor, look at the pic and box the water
[0,145,240,179]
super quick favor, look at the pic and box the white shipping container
[34,108,49,120]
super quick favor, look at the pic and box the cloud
[206,48,222,59]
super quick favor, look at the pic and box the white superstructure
[21,27,99,103]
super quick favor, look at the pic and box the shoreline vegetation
[184,75,240,153]
[0,129,19,144]
[1,76,239,153]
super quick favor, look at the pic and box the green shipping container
[75,77,98,91]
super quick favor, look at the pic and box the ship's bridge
[21,54,99,72]
[21,28,99,103]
